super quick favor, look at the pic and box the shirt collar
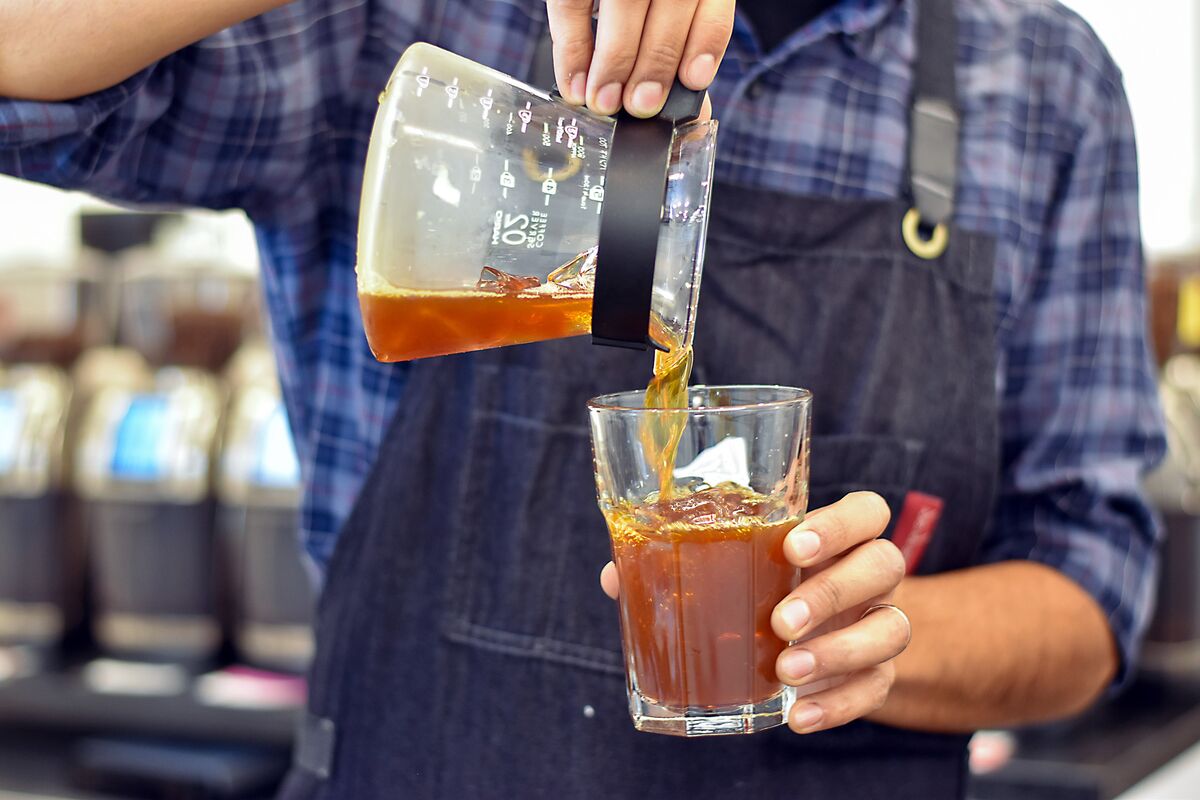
[733,0,904,60]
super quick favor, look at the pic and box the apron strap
[908,0,960,229]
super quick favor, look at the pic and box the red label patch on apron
[891,492,944,573]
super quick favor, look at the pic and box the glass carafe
[357,43,717,362]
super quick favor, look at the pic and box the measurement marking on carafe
[445,77,459,108]
[480,89,494,120]
[580,172,604,210]
[470,155,481,194]
[542,167,556,206]
[518,102,532,133]
[555,117,564,144]
[500,158,515,198]
[415,67,430,97]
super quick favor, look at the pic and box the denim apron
[281,0,998,796]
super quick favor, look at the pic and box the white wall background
[0,183,110,267]
[0,181,259,271]
[0,1,1197,260]
[1061,0,1200,256]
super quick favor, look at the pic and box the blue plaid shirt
[0,0,1166,676]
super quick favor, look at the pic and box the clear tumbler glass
[588,385,812,736]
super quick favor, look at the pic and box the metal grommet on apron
[903,207,950,260]
[280,0,999,797]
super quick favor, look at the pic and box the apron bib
[282,1,998,797]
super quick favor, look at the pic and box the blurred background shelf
[0,208,311,798]
[0,663,299,747]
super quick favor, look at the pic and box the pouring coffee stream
[643,322,695,496]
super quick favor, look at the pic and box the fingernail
[787,528,821,563]
[568,72,587,105]
[629,81,663,116]
[687,53,717,88]
[791,703,824,732]
[594,82,623,115]
[780,649,816,682]
[780,600,810,636]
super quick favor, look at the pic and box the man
[0,1,1165,797]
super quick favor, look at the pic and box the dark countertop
[0,654,296,798]
[2,661,1198,799]
[0,730,286,799]
[970,673,1200,800]
[0,730,114,799]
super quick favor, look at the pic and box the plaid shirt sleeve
[982,58,1167,685]
[1,63,254,211]
[0,4,354,216]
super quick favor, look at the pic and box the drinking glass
[588,385,812,736]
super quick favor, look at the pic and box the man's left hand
[599,490,910,734]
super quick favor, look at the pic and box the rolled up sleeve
[983,65,1167,688]
[2,60,244,210]
[0,5,335,215]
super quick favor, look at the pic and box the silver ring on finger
[859,603,912,650]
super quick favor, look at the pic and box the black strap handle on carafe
[592,83,703,351]
[533,32,704,351]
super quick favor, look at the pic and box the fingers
[600,560,619,599]
[546,0,597,105]
[587,0,652,115]
[787,663,895,734]
[776,604,911,687]
[783,491,892,569]
[679,0,734,90]
[771,537,906,641]
[621,0,699,117]
[552,0,733,116]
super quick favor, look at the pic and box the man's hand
[767,492,910,733]
[546,0,735,117]
[600,491,910,734]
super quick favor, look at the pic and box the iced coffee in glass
[588,385,811,736]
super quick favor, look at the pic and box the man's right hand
[546,0,735,118]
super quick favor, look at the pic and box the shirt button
[745,80,765,100]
